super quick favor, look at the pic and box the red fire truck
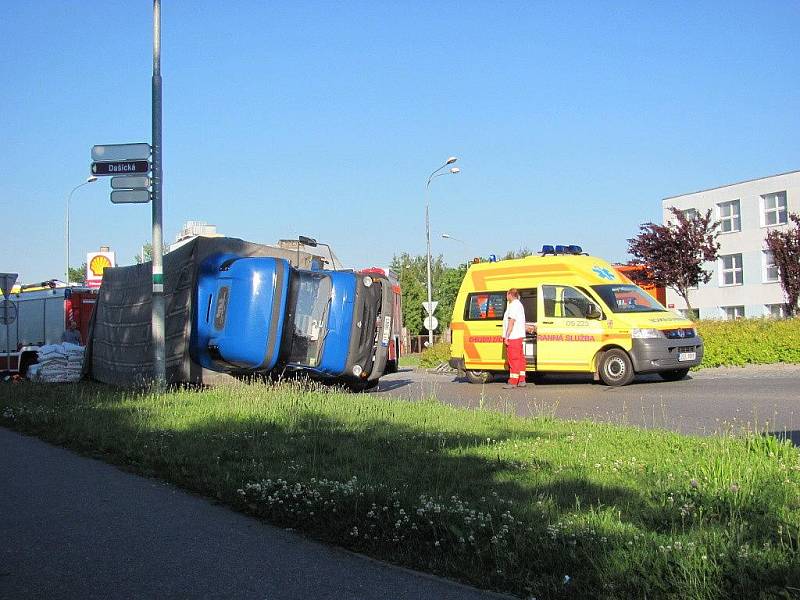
[360,267,403,373]
[0,281,97,376]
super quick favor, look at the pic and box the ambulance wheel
[598,349,635,387]
[659,368,690,382]
[385,359,398,374]
[464,369,491,384]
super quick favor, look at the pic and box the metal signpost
[87,0,165,387]
[151,0,165,388]
[0,273,18,373]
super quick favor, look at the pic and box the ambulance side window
[542,285,592,319]
[465,292,505,321]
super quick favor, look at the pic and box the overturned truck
[85,237,393,389]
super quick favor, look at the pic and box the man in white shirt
[502,288,527,388]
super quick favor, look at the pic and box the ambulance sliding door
[461,291,506,370]
[536,285,604,372]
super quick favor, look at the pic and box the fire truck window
[466,292,505,321]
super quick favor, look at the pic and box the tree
[765,213,800,317]
[67,263,87,284]
[627,207,719,314]
[134,242,169,264]
[390,253,466,336]
[501,246,534,260]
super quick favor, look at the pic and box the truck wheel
[384,359,398,374]
[464,369,491,384]
[598,349,635,387]
[659,368,690,382]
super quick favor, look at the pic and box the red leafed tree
[765,213,800,317]
[626,207,720,315]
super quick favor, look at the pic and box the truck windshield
[590,284,667,313]
[287,272,333,366]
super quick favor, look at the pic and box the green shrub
[698,318,800,368]
[419,341,451,368]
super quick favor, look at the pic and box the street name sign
[111,175,151,190]
[92,143,151,162]
[424,315,439,331]
[92,160,150,176]
[111,190,151,204]
[422,300,438,315]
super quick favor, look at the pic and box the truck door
[536,285,605,372]
[461,291,506,371]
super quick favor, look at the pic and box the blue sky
[2,1,798,283]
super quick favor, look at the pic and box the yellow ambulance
[448,245,703,386]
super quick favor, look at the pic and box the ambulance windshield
[591,284,667,313]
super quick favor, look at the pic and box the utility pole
[151,0,165,387]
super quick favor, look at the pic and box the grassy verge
[400,353,422,369]
[2,381,799,598]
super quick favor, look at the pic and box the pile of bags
[27,343,85,383]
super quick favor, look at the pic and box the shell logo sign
[85,251,116,288]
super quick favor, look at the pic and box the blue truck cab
[191,254,392,388]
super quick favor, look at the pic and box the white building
[662,170,799,319]
[168,221,223,252]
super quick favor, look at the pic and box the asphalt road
[0,428,504,600]
[375,364,800,442]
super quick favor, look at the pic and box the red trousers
[506,338,526,384]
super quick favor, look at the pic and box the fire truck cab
[0,282,97,376]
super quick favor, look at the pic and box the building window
[723,305,745,320]
[761,191,788,227]
[682,208,699,221]
[719,253,743,286]
[762,251,779,283]
[766,304,785,319]
[678,308,700,320]
[717,200,741,233]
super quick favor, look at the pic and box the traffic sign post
[0,273,17,372]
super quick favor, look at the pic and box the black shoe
[517,381,528,388]
[502,383,518,389]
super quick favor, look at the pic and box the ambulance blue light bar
[541,244,583,255]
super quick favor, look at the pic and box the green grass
[2,381,799,598]
[698,319,800,368]
[400,352,422,368]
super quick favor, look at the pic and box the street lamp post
[425,157,460,347]
[65,176,98,282]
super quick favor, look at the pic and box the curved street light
[65,176,98,282]
[425,157,460,346]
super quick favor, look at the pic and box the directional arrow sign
[111,175,151,190]
[111,190,151,204]
[422,301,438,315]
[91,160,150,176]
[424,315,439,331]
[92,143,151,162]
[0,273,18,299]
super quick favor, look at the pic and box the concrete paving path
[0,428,503,600]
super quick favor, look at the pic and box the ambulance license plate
[678,352,696,362]
[381,316,392,347]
